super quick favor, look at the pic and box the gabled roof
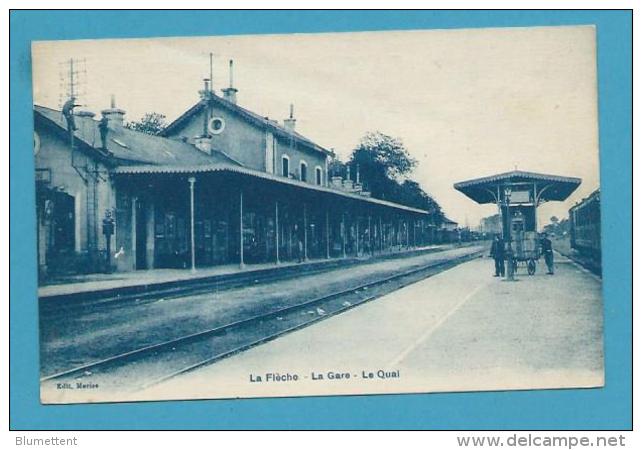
[34,105,238,167]
[454,170,582,204]
[160,93,334,157]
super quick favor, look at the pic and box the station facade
[34,67,438,278]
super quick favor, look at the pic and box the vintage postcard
[32,26,603,404]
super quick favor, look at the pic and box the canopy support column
[275,200,280,265]
[239,188,245,269]
[355,213,360,257]
[341,211,347,258]
[131,196,137,271]
[413,218,416,247]
[325,208,330,259]
[406,219,410,248]
[368,214,372,256]
[188,176,196,272]
[303,202,308,261]
[379,216,383,252]
[533,182,538,232]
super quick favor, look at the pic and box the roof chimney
[199,78,212,102]
[283,104,296,131]
[343,165,354,190]
[222,59,238,104]
[101,95,125,131]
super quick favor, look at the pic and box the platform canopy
[454,170,581,205]
[113,162,429,214]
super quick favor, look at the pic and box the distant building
[441,217,458,232]
[433,217,459,243]
[479,214,502,236]
[34,61,435,278]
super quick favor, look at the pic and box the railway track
[555,250,601,278]
[41,249,483,394]
[40,260,348,321]
[39,245,451,320]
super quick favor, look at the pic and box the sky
[32,26,600,228]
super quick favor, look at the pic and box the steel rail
[40,246,451,316]
[41,249,483,385]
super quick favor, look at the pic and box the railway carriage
[569,189,601,260]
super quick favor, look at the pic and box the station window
[300,162,308,182]
[282,155,290,178]
[315,166,323,186]
[208,117,226,135]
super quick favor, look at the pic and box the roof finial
[289,103,294,119]
[110,94,116,109]
[229,59,234,89]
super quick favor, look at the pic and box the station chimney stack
[284,104,296,131]
[222,59,238,104]
[101,95,126,131]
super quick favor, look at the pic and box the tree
[328,156,346,179]
[350,131,416,178]
[344,131,444,225]
[544,216,569,237]
[125,112,167,135]
[348,132,417,200]
[398,180,445,225]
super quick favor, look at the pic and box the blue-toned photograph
[31,27,604,404]
[9,9,632,431]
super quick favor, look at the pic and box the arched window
[282,155,290,178]
[300,161,308,182]
[315,166,323,186]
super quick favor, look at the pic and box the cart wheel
[527,259,536,275]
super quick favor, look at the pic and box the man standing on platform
[490,234,505,277]
[541,232,555,275]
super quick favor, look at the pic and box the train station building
[34,66,439,279]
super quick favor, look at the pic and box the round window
[208,117,226,135]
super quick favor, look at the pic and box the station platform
[137,252,603,401]
[39,244,486,389]
[38,244,451,300]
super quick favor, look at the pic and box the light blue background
[10,10,632,430]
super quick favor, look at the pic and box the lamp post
[504,185,515,281]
